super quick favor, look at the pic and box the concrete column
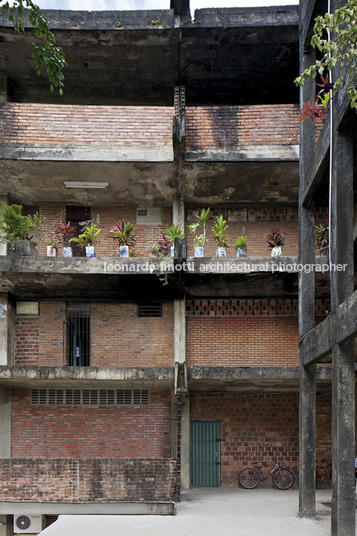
[0,388,11,458]
[0,293,13,366]
[0,195,9,256]
[298,45,318,518]
[173,296,189,489]
[0,75,7,103]
[330,129,355,536]
[172,195,185,230]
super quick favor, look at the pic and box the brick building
[0,0,341,533]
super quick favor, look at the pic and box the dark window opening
[137,302,162,318]
[65,308,90,366]
[66,206,91,257]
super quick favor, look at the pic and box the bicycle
[316,459,332,486]
[238,458,294,490]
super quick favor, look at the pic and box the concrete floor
[39,488,335,536]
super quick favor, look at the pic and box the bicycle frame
[255,460,282,482]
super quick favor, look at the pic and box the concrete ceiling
[0,159,299,207]
[0,6,299,105]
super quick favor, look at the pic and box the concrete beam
[0,144,174,162]
[0,365,174,389]
[300,290,357,365]
[0,388,10,458]
[185,145,299,162]
[194,6,299,28]
[188,366,331,382]
[0,501,175,515]
[300,120,330,206]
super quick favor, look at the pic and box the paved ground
[39,488,335,536]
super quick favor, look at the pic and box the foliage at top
[166,224,185,243]
[295,0,357,110]
[1,0,67,94]
[54,221,76,247]
[0,202,43,242]
[315,218,329,251]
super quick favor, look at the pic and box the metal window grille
[31,389,149,406]
[137,302,162,318]
[64,307,91,366]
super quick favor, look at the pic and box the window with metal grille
[137,302,162,318]
[31,389,149,406]
[65,306,91,366]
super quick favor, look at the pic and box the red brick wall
[187,316,299,367]
[190,391,331,487]
[91,303,173,367]
[14,317,40,365]
[0,458,177,502]
[14,301,173,367]
[0,103,174,147]
[186,104,299,150]
[11,389,172,459]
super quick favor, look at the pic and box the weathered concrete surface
[0,387,11,458]
[0,8,298,105]
[0,366,174,389]
[0,502,175,516]
[0,144,174,162]
[0,159,300,207]
[38,488,333,536]
[185,145,299,162]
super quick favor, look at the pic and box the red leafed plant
[110,220,136,247]
[263,226,286,249]
[54,221,77,246]
[299,75,331,129]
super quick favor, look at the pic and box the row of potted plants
[0,202,329,258]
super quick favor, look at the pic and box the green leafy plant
[263,226,286,249]
[166,224,185,243]
[187,207,210,248]
[1,0,67,94]
[110,220,136,247]
[70,216,101,248]
[0,202,43,243]
[295,0,357,110]
[54,221,76,247]
[235,228,247,249]
[315,218,329,253]
[212,214,229,248]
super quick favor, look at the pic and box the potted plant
[315,219,329,256]
[166,223,185,257]
[0,202,43,256]
[148,234,171,257]
[212,214,229,257]
[187,207,210,257]
[54,221,77,257]
[235,228,247,257]
[110,220,136,257]
[70,216,101,257]
[263,226,286,257]
[45,238,58,257]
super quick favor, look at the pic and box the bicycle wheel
[272,468,294,490]
[238,468,260,489]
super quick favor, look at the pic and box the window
[137,302,162,318]
[65,305,90,366]
[31,389,149,406]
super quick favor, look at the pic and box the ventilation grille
[137,302,162,318]
[31,389,149,406]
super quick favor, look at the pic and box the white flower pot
[119,245,129,258]
[271,246,282,257]
[216,247,226,258]
[170,246,175,258]
[85,246,96,258]
[46,246,57,257]
[63,247,73,257]
[194,246,204,258]
[236,247,247,258]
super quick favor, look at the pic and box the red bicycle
[238,458,294,490]
[316,459,332,486]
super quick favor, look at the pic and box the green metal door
[190,420,221,486]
